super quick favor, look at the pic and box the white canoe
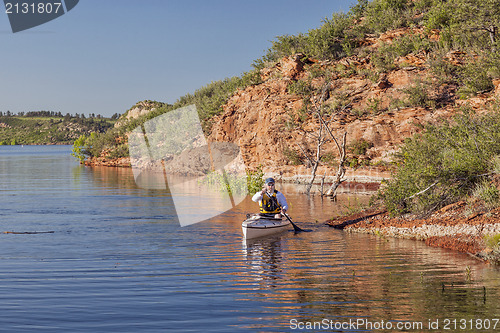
[242,215,291,239]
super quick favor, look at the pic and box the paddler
[251,177,288,219]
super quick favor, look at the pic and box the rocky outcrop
[85,154,130,168]
[114,100,168,128]
[207,30,464,181]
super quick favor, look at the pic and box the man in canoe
[251,177,288,219]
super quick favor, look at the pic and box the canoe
[242,214,291,239]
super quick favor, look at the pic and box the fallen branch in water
[3,231,55,234]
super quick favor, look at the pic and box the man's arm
[252,191,263,202]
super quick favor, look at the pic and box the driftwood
[3,231,55,234]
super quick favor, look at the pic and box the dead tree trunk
[301,121,328,195]
[299,83,332,196]
[325,131,347,197]
[296,79,351,196]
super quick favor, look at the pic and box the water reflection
[230,222,500,331]
[243,236,285,289]
[77,164,138,190]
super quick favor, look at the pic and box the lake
[0,145,499,332]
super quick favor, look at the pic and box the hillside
[76,0,500,205]
[81,28,500,181]
[0,114,114,145]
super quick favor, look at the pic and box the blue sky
[0,0,356,117]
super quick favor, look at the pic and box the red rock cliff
[208,28,499,183]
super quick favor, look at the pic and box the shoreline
[327,203,500,265]
[82,156,500,264]
[83,156,389,192]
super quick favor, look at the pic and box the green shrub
[492,155,500,174]
[378,109,500,215]
[472,179,500,209]
[305,12,354,60]
[367,97,383,114]
[199,165,265,197]
[255,12,355,66]
[246,166,265,195]
[372,34,436,73]
[400,81,434,108]
[424,0,500,52]
[428,50,460,84]
[361,0,416,34]
[484,233,500,250]
[283,146,303,165]
[322,152,338,167]
[391,33,434,57]
[200,170,248,197]
[371,42,399,73]
[457,57,496,97]
[423,2,452,30]
[288,79,314,96]
[71,134,88,163]
[349,139,373,156]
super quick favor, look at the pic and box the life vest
[260,190,281,214]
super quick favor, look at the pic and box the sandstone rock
[376,78,391,89]
[279,54,304,79]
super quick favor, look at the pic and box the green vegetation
[200,170,248,197]
[0,113,113,145]
[282,146,303,165]
[472,179,500,209]
[399,80,434,109]
[253,12,356,68]
[348,139,373,156]
[200,166,264,196]
[246,166,265,195]
[372,34,435,73]
[378,109,500,216]
[483,233,500,264]
[484,233,500,251]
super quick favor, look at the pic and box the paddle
[266,191,305,233]
[282,211,305,233]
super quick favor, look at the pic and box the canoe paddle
[282,211,305,233]
[266,191,305,233]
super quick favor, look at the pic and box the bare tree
[296,81,348,196]
[298,116,329,195]
[325,131,347,198]
[296,83,330,195]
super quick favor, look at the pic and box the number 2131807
[443,318,499,330]
[5,2,63,14]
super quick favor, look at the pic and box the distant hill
[0,114,115,145]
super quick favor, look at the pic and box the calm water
[0,145,499,332]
